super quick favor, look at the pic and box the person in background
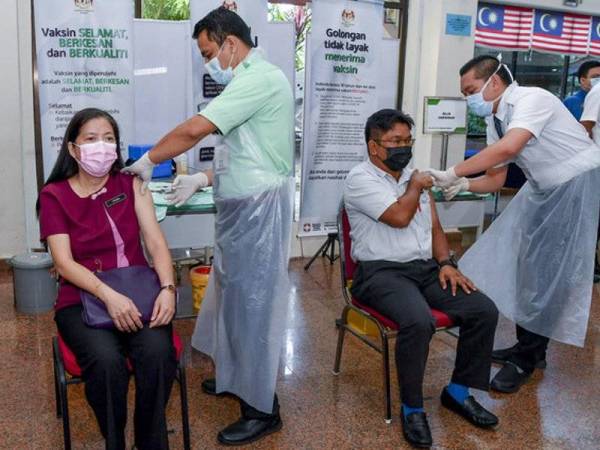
[345,109,499,449]
[38,108,177,450]
[430,55,600,395]
[563,60,600,120]
[123,7,294,446]
[579,72,600,283]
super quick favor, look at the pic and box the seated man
[344,109,499,448]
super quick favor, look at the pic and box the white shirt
[343,161,432,263]
[581,83,600,147]
[487,83,600,190]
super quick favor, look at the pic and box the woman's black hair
[35,107,124,216]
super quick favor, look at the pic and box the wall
[402,0,478,170]
[0,0,38,258]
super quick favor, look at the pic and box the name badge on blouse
[105,193,127,208]
[214,144,230,175]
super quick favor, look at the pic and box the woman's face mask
[205,42,235,85]
[73,141,117,177]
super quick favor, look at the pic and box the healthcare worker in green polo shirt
[124,7,294,446]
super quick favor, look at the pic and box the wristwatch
[160,284,177,294]
[438,256,458,269]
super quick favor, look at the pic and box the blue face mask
[467,76,496,117]
[205,43,235,85]
[466,63,508,118]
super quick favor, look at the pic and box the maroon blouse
[39,172,148,310]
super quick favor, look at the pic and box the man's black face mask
[382,146,413,171]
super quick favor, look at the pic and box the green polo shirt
[200,49,294,199]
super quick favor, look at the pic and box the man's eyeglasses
[374,138,415,147]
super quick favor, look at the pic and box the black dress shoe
[491,345,546,369]
[400,408,432,448]
[217,414,282,446]
[491,362,532,393]
[201,378,217,395]
[440,387,498,428]
[201,378,236,397]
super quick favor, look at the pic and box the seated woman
[37,108,177,450]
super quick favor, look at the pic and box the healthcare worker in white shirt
[123,7,294,446]
[579,75,600,284]
[429,55,600,394]
[580,76,600,144]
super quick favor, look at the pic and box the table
[150,182,216,319]
[432,189,492,239]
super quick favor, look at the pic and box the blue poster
[446,14,472,36]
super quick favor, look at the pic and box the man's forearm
[454,143,514,177]
[431,219,450,263]
[467,174,505,193]
[148,124,202,163]
[454,128,531,177]
[148,115,215,163]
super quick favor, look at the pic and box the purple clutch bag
[80,265,161,329]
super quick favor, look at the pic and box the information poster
[34,0,134,179]
[299,0,384,236]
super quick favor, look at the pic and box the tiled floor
[1,258,599,450]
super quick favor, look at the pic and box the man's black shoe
[201,378,217,395]
[440,388,498,428]
[400,407,432,448]
[491,345,546,369]
[201,378,236,397]
[217,415,282,446]
[490,362,532,393]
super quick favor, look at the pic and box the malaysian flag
[475,3,533,50]
[531,9,591,54]
[590,16,600,56]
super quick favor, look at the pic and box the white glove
[442,177,469,201]
[121,153,155,193]
[164,172,209,207]
[428,166,460,188]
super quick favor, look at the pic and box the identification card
[105,193,127,208]
[214,144,229,175]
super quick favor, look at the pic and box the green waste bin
[10,252,57,314]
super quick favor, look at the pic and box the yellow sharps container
[190,265,211,312]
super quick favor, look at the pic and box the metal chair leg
[381,333,392,424]
[59,370,71,449]
[52,339,62,418]
[333,306,350,375]
[177,364,191,450]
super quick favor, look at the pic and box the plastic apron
[459,135,600,347]
[191,132,294,413]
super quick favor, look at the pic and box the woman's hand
[149,289,176,328]
[438,266,477,296]
[100,285,143,332]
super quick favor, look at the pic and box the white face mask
[591,77,600,89]
[205,43,235,85]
